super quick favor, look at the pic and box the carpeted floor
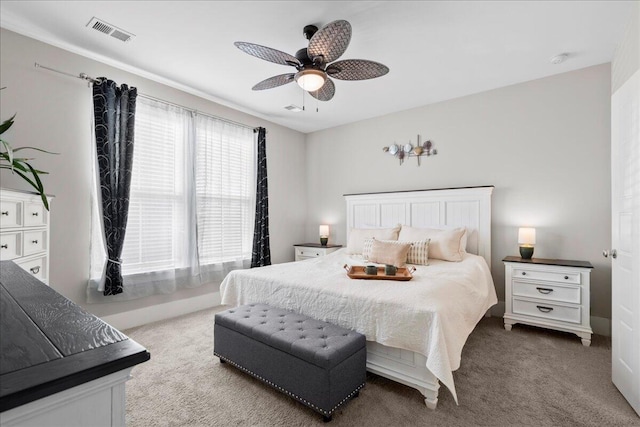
[124,307,639,426]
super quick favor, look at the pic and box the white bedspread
[220,249,497,403]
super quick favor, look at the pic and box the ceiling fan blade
[326,59,389,80]
[252,74,296,91]
[307,20,352,64]
[309,77,335,101]
[234,42,301,67]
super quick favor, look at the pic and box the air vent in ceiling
[86,17,135,43]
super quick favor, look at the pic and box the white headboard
[345,186,494,270]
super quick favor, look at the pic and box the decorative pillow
[368,239,412,267]
[398,226,466,262]
[363,238,430,266]
[346,224,401,254]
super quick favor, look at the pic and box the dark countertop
[502,256,593,269]
[0,261,150,412]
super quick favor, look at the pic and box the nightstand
[503,256,594,346]
[294,243,342,261]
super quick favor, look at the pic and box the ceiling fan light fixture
[295,69,326,91]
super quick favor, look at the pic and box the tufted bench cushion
[214,303,366,421]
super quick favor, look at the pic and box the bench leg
[323,415,332,423]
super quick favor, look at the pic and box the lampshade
[295,69,326,92]
[518,227,536,246]
[319,225,329,237]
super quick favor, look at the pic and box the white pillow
[346,225,401,254]
[368,239,412,267]
[398,226,466,262]
[363,238,430,266]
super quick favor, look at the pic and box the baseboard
[487,301,610,337]
[101,292,221,331]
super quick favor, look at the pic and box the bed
[220,186,497,409]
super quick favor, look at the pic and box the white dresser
[503,256,593,346]
[294,243,342,261]
[0,188,52,284]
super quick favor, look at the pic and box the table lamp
[319,225,329,246]
[518,227,536,259]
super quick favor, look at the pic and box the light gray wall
[612,0,639,93]
[0,29,307,318]
[305,64,612,320]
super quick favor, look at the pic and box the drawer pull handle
[521,272,526,276]
[32,240,39,244]
[536,287,554,294]
[30,266,40,274]
[316,253,319,256]
[536,305,554,313]
[32,212,39,216]
[1,244,7,249]
[1,211,8,216]
[564,276,569,280]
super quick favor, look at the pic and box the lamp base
[519,246,534,259]
[320,237,328,246]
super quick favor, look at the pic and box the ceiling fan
[234,20,389,101]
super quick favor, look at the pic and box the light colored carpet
[124,307,639,426]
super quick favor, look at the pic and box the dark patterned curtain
[93,78,137,295]
[251,127,271,268]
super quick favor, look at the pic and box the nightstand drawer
[513,298,581,324]
[295,247,324,258]
[513,268,581,285]
[512,280,580,304]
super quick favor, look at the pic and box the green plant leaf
[12,146,59,155]
[0,138,14,170]
[0,114,16,135]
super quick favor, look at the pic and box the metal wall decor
[383,135,437,166]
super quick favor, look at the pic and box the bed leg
[424,397,438,410]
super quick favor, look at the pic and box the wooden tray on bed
[343,265,415,281]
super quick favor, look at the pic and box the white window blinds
[195,115,255,265]
[120,97,254,277]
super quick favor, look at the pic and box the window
[195,115,255,265]
[120,97,254,277]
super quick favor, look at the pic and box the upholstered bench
[214,303,366,422]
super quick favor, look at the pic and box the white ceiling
[0,1,632,133]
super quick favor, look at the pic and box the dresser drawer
[512,280,580,304]
[23,230,47,256]
[0,232,22,260]
[513,268,581,285]
[0,200,21,228]
[15,255,48,282]
[23,202,48,227]
[512,298,581,324]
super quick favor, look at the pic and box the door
[611,69,640,416]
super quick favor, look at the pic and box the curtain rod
[34,62,258,131]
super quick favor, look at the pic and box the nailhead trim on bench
[214,352,365,416]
